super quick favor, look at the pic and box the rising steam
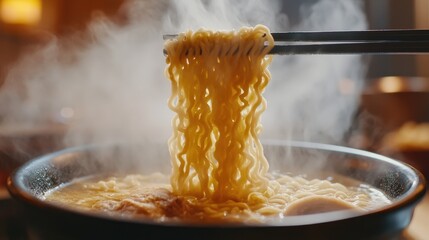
[0,0,367,163]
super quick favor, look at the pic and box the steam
[265,0,367,143]
[0,0,367,164]
[163,0,287,31]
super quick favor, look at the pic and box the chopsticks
[270,29,429,42]
[163,29,429,55]
[270,41,429,54]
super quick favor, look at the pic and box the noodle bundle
[164,25,273,202]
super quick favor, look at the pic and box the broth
[44,172,391,223]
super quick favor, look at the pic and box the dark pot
[7,141,426,240]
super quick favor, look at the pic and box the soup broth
[44,173,391,223]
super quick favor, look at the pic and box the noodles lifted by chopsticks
[165,25,274,202]
[45,25,389,222]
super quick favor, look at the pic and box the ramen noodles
[45,25,391,222]
[46,173,389,222]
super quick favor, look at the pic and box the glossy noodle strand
[165,25,273,202]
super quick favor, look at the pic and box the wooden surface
[406,192,429,240]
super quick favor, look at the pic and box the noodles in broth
[45,25,390,222]
[166,25,272,202]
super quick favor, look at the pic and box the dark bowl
[0,123,66,187]
[7,141,426,240]
[383,150,429,179]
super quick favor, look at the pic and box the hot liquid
[44,173,391,223]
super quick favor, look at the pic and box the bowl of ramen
[7,141,426,240]
[6,26,428,239]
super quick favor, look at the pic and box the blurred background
[0,0,424,83]
[0,0,429,239]
[0,0,124,84]
[0,0,126,191]
[0,0,427,87]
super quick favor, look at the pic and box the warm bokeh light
[378,76,404,93]
[0,0,42,25]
